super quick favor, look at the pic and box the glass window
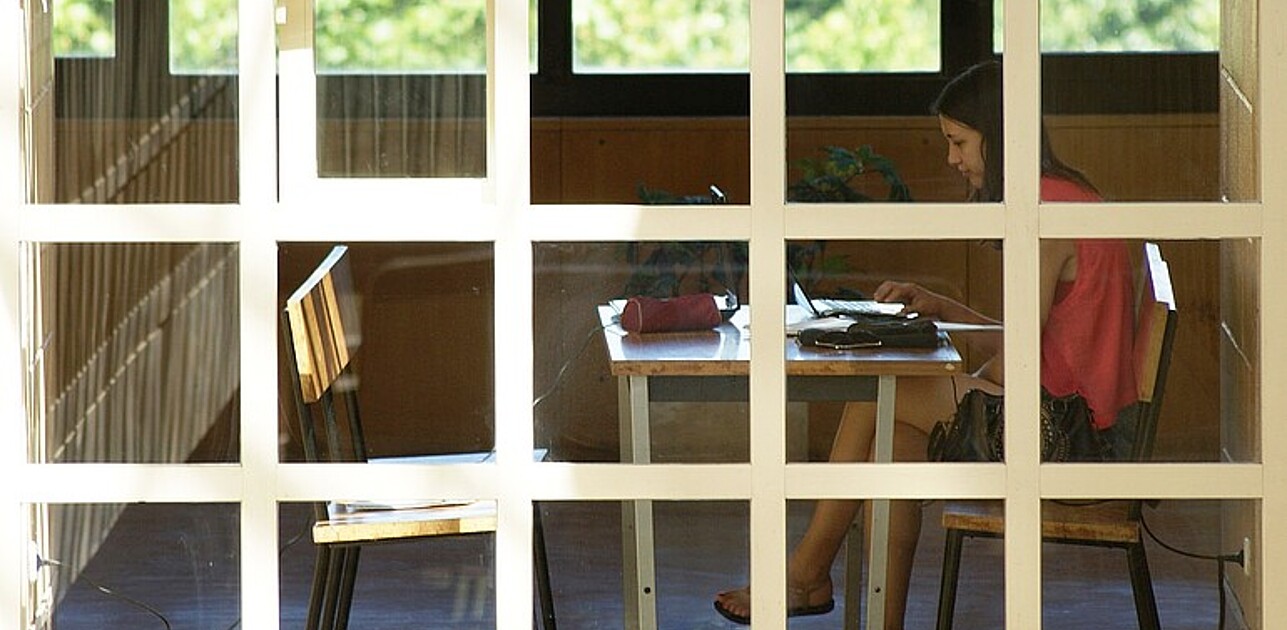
[541,501,749,626]
[49,4,239,202]
[785,0,939,73]
[1040,499,1250,625]
[534,241,749,463]
[315,0,486,74]
[278,502,497,627]
[278,242,496,462]
[36,503,239,628]
[52,0,115,58]
[996,0,1221,53]
[168,0,238,74]
[25,243,240,464]
[572,0,750,73]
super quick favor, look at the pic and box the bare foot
[713,579,834,624]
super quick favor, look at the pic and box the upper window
[315,0,486,74]
[572,0,750,73]
[169,0,237,74]
[994,0,1220,53]
[53,0,115,58]
[785,0,939,72]
[570,0,942,74]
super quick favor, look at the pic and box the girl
[714,60,1137,628]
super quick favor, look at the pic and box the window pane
[1041,0,1218,53]
[1041,499,1253,627]
[1039,240,1254,464]
[788,240,1003,463]
[37,503,239,628]
[540,501,748,626]
[995,0,1220,53]
[315,0,486,73]
[1040,1,1225,203]
[312,0,494,177]
[534,242,749,463]
[26,243,240,464]
[279,502,496,627]
[168,0,237,74]
[278,243,495,462]
[573,0,750,73]
[53,0,115,58]
[45,3,239,202]
[785,0,939,73]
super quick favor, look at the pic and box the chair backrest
[1127,242,1178,462]
[282,245,367,463]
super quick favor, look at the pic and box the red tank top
[1039,177,1137,428]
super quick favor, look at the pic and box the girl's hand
[873,281,947,318]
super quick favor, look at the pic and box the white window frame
[2,1,1285,629]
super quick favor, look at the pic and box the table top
[597,305,962,378]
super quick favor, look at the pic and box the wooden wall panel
[554,118,750,203]
[1219,0,1261,620]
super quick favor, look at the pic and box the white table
[598,305,961,630]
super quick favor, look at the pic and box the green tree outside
[53,0,114,58]
[52,0,1218,74]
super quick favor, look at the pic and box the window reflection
[540,501,748,627]
[278,243,495,462]
[49,1,238,203]
[38,503,239,629]
[26,243,240,464]
[278,502,497,628]
[534,242,750,463]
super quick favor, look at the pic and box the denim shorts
[1098,402,1143,461]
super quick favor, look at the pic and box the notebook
[788,267,905,319]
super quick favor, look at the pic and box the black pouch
[844,315,940,348]
[797,327,882,349]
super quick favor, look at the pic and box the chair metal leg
[306,546,332,630]
[533,504,558,630]
[1125,542,1161,630]
[333,546,362,630]
[318,546,346,630]
[936,529,966,630]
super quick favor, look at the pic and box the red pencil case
[619,294,722,333]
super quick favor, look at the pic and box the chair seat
[313,449,550,545]
[315,500,498,545]
[942,500,1140,545]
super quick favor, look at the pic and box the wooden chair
[934,242,1178,630]
[282,244,557,630]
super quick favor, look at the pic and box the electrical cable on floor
[222,517,314,630]
[39,557,173,630]
[531,322,609,410]
[1138,509,1244,630]
[1048,501,1244,629]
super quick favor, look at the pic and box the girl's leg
[716,374,998,625]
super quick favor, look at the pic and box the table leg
[865,374,897,630]
[844,514,864,630]
[619,376,657,630]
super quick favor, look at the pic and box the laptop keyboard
[814,298,905,317]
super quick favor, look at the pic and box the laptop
[788,266,905,319]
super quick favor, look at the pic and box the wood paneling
[1219,0,1261,620]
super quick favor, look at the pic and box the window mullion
[1002,0,1044,628]
[748,0,787,627]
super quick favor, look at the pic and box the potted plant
[630,145,912,300]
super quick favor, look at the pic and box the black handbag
[926,388,1111,462]
[797,315,939,350]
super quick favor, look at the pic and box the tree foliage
[53,0,114,57]
[51,0,1219,73]
[170,0,238,73]
[1038,0,1218,52]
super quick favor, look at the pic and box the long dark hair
[931,60,1099,202]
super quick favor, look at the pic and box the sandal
[713,583,835,625]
